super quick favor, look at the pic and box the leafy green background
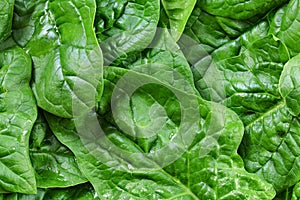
[1,0,300,199]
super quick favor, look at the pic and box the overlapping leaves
[1,0,300,199]
[184,0,300,195]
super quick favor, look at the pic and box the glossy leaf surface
[0,47,37,194]
[46,66,275,199]
[30,111,87,188]
[0,0,14,42]
[13,0,103,118]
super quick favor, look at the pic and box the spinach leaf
[45,66,275,199]
[0,0,14,42]
[181,8,254,53]
[198,0,287,20]
[279,54,300,116]
[5,0,300,197]
[274,185,294,200]
[13,0,103,118]
[183,18,288,123]
[239,103,300,193]
[0,37,18,51]
[29,111,87,188]
[0,47,37,194]
[180,0,287,54]
[184,1,300,193]
[291,182,300,200]
[3,183,99,200]
[12,0,36,47]
[160,0,196,41]
[95,0,160,65]
[277,0,300,56]
[126,28,198,94]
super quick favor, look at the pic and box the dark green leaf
[198,0,287,20]
[29,111,87,188]
[95,0,160,65]
[3,183,99,200]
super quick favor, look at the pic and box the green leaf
[198,0,287,20]
[0,47,37,194]
[13,0,103,118]
[95,0,160,65]
[126,28,198,94]
[0,0,14,42]
[29,111,87,188]
[181,7,254,53]
[279,54,300,116]
[239,103,300,193]
[186,3,300,193]
[274,186,293,200]
[3,183,99,200]
[278,0,300,56]
[46,66,275,199]
[291,182,300,200]
[180,0,288,54]
[189,23,288,123]
[0,37,18,51]
[12,1,36,47]
[160,0,196,41]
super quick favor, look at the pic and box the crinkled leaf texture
[183,0,300,193]
[2,183,99,200]
[278,0,300,56]
[95,0,160,65]
[180,0,287,53]
[279,54,300,116]
[198,0,287,20]
[160,0,196,41]
[126,28,198,94]
[0,0,14,42]
[0,47,37,194]
[29,111,87,188]
[13,0,103,118]
[45,66,275,199]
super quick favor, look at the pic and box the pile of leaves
[1,0,300,199]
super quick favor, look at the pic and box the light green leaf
[278,0,300,56]
[291,182,300,200]
[0,0,14,42]
[13,0,103,118]
[279,54,300,116]
[0,47,37,194]
[160,0,196,41]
